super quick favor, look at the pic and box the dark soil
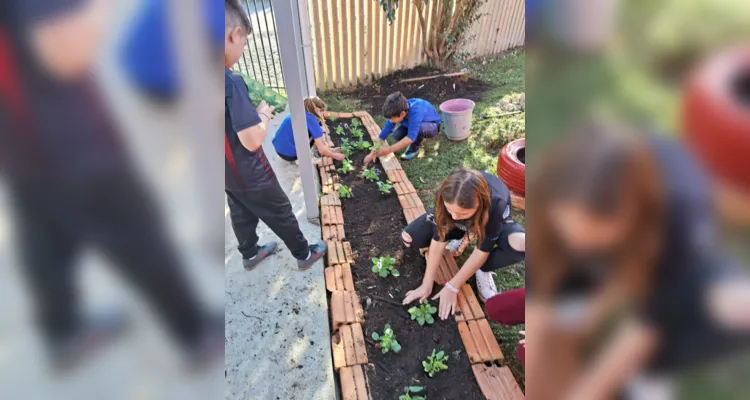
[328,118,485,400]
[352,66,492,117]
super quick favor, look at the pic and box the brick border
[320,111,524,399]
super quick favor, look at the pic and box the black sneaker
[297,241,327,270]
[243,242,278,270]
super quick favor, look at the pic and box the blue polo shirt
[379,98,442,141]
[272,112,323,158]
[225,68,276,191]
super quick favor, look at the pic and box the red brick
[468,320,492,362]
[476,318,504,362]
[331,291,346,330]
[409,193,423,209]
[336,242,346,265]
[339,366,358,400]
[338,224,346,240]
[455,290,469,321]
[321,206,334,225]
[324,267,336,292]
[511,191,525,211]
[343,242,355,264]
[462,284,485,320]
[331,332,346,370]
[341,324,357,366]
[457,320,481,363]
[472,364,524,400]
[342,263,355,291]
[352,365,370,400]
[327,240,340,265]
[335,206,344,224]
[351,323,368,364]
[322,225,332,240]
[334,264,345,291]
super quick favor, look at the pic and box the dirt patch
[351,66,492,117]
[328,118,484,400]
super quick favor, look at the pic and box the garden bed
[326,116,485,400]
[351,66,491,117]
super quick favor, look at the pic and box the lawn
[319,50,527,388]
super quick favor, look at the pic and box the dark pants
[403,212,525,271]
[275,135,316,162]
[486,288,526,366]
[13,170,203,349]
[226,179,310,260]
[392,122,440,152]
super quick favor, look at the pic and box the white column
[273,0,319,220]
[297,0,318,97]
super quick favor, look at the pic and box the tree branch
[414,0,433,59]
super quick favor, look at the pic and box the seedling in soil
[328,114,337,122]
[371,323,401,354]
[350,127,365,140]
[408,301,438,326]
[371,256,399,278]
[338,184,352,199]
[341,144,353,158]
[377,180,394,195]
[335,125,346,136]
[372,140,384,151]
[399,386,426,400]
[338,159,354,174]
[356,140,371,151]
[350,119,362,128]
[422,349,449,378]
[362,167,379,182]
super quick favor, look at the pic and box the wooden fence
[308,0,525,90]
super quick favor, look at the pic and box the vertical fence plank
[382,8,390,75]
[479,0,496,57]
[367,0,375,81]
[492,0,508,54]
[396,2,407,69]
[497,0,513,53]
[341,0,350,86]
[511,0,526,49]
[405,0,417,68]
[332,0,343,87]
[312,0,325,89]
[373,0,383,78]
[358,0,366,84]
[322,0,336,88]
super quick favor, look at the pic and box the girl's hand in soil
[331,152,346,161]
[432,287,458,320]
[403,282,434,305]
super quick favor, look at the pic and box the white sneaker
[475,270,497,303]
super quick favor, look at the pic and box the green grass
[319,50,527,387]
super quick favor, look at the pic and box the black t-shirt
[224,67,275,191]
[432,171,511,252]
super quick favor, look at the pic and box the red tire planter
[497,138,526,196]
[683,47,750,191]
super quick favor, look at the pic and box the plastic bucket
[439,99,475,141]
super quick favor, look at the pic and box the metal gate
[233,0,286,94]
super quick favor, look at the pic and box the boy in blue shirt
[272,97,345,163]
[364,92,442,165]
[225,0,326,270]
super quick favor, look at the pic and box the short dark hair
[382,92,408,118]
[226,0,252,34]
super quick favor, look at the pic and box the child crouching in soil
[272,97,345,165]
[364,92,442,165]
[401,167,526,319]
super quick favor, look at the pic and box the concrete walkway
[224,112,335,400]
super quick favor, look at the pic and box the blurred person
[120,0,224,102]
[486,288,526,366]
[0,0,222,372]
[526,120,750,400]
[401,167,526,317]
[224,0,327,270]
[271,96,345,164]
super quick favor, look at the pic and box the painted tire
[497,138,526,196]
[683,47,750,190]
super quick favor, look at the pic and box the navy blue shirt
[225,68,275,191]
[272,112,323,158]
[432,172,511,252]
[379,98,442,141]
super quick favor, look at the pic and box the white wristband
[445,282,459,294]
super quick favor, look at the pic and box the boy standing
[364,92,442,164]
[225,0,326,270]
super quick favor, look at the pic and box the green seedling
[350,127,364,139]
[422,349,449,378]
[371,256,399,278]
[377,180,394,195]
[341,145,353,158]
[338,184,352,199]
[362,167,379,182]
[399,386,426,400]
[372,140,385,151]
[371,323,401,354]
[328,114,337,122]
[335,125,345,136]
[351,119,362,128]
[338,159,354,174]
[408,302,438,326]
[356,140,371,150]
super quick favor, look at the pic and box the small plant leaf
[372,332,379,340]
[391,341,401,353]
[436,350,445,359]
[417,317,425,326]
[391,269,400,277]
[408,386,424,393]
[426,315,434,324]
